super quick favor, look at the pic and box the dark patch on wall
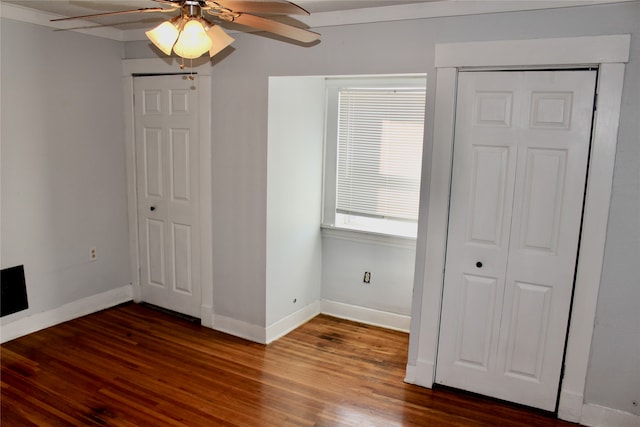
[1,265,28,317]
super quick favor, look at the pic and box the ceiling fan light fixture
[200,20,235,58]
[145,18,180,56]
[51,1,319,64]
[173,19,212,59]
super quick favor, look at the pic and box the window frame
[322,74,427,240]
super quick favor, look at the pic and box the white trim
[560,62,627,421]
[0,285,133,344]
[409,35,629,422]
[122,58,214,326]
[405,358,437,386]
[413,66,458,388]
[213,300,409,345]
[321,74,427,240]
[197,72,214,329]
[321,300,411,332]
[581,403,640,427]
[123,75,140,303]
[435,35,631,68]
[321,226,416,250]
[295,1,636,31]
[265,301,321,344]
[212,313,267,344]
[200,305,214,329]
[404,364,417,383]
[559,390,586,422]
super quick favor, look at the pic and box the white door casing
[134,75,201,317]
[123,59,213,326]
[435,70,596,411]
[406,35,629,423]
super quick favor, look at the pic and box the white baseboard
[0,290,407,348]
[581,403,639,427]
[212,301,322,345]
[265,301,321,344]
[212,313,267,344]
[212,301,407,345]
[320,299,411,332]
[0,285,133,344]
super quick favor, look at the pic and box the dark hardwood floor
[1,303,577,426]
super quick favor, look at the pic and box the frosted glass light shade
[205,24,235,57]
[146,21,179,56]
[173,20,212,59]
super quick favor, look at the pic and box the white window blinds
[336,88,426,222]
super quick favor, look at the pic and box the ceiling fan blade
[213,1,309,15]
[226,13,319,43]
[50,7,173,22]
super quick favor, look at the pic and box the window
[323,76,427,238]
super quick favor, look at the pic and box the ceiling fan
[51,0,320,60]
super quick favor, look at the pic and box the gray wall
[0,20,130,321]
[266,76,324,326]
[321,236,416,316]
[583,8,640,411]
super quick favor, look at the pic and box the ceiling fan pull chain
[189,59,195,80]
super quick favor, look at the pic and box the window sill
[320,225,417,249]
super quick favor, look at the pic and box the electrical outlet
[89,246,97,261]
[363,271,371,284]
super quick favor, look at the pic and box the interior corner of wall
[265,300,321,344]
[212,312,267,344]
[0,284,134,344]
[130,281,142,302]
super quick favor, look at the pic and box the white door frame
[122,59,214,327]
[407,35,630,423]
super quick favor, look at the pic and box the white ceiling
[0,0,438,35]
[0,0,632,40]
[1,0,434,24]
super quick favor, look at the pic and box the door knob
[475,261,483,268]
[150,206,156,212]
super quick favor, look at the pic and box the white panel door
[134,75,201,318]
[436,70,596,410]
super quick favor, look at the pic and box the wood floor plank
[1,304,577,426]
